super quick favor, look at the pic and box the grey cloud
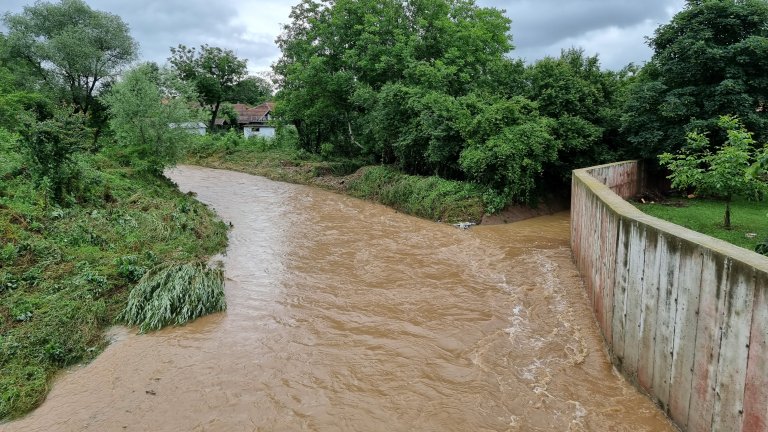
[477,0,683,68]
[479,0,675,46]
[1,0,282,70]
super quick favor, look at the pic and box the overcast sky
[1,0,685,73]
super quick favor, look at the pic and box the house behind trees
[217,102,275,138]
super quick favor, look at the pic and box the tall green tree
[525,48,628,185]
[227,75,273,105]
[622,0,768,159]
[273,0,513,158]
[2,0,137,117]
[102,63,199,176]
[168,44,248,130]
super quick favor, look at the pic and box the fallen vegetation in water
[121,262,226,333]
[0,134,228,420]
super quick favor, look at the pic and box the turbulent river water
[4,166,675,431]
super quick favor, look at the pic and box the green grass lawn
[637,197,768,252]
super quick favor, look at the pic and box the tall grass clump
[120,262,226,333]
[347,166,485,223]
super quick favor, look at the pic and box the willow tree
[3,0,137,117]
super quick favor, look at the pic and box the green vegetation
[622,0,768,160]
[638,198,768,251]
[347,166,485,223]
[121,262,225,333]
[0,138,227,418]
[3,0,137,129]
[185,130,488,223]
[1,1,229,420]
[17,109,88,204]
[186,128,367,183]
[1,0,767,421]
[659,116,768,228]
[102,63,198,176]
[273,0,628,206]
[168,44,249,129]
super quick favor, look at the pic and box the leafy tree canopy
[227,75,273,105]
[524,48,629,185]
[169,44,248,129]
[102,62,199,176]
[2,0,138,117]
[272,0,633,205]
[623,0,768,159]
[273,0,513,155]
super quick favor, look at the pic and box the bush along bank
[185,130,488,224]
[0,135,228,420]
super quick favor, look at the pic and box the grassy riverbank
[637,198,768,251]
[185,132,487,223]
[0,136,228,419]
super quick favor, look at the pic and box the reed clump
[121,262,226,333]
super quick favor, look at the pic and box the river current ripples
[3,165,675,432]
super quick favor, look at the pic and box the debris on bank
[453,222,476,230]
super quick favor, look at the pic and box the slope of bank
[0,144,228,420]
[185,144,564,224]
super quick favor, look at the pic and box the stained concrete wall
[571,160,768,432]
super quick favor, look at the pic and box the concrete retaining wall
[571,160,768,432]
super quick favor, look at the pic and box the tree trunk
[724,200,731,229]
[209,101,221,131]
[91,125,103,151]
[346,119,364,151]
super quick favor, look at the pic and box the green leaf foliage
[459,98,557,205]
[659,115,768,227]
[273,0,513,156]
[272,0,629,205]
[169,44,248,129]
[2,0,137,118]
[18,108,88,204]
[346,166,485,223]
[524,48,627,184]
[102,63,198,176]
[623,0,768,159]
[227,75,273,105]
[1,129,228,419]
[120,262,226,333]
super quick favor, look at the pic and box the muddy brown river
[3,166,675,431]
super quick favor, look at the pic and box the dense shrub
[347,166,485,223]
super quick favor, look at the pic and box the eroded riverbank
[3,166,674,431]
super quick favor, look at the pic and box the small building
[216,102,276,138]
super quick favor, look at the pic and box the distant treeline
[273,0,768,205]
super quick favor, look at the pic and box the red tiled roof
[216,102,274,126]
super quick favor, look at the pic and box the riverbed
[3,166,674,431]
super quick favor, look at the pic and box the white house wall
[244,127,276,139]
